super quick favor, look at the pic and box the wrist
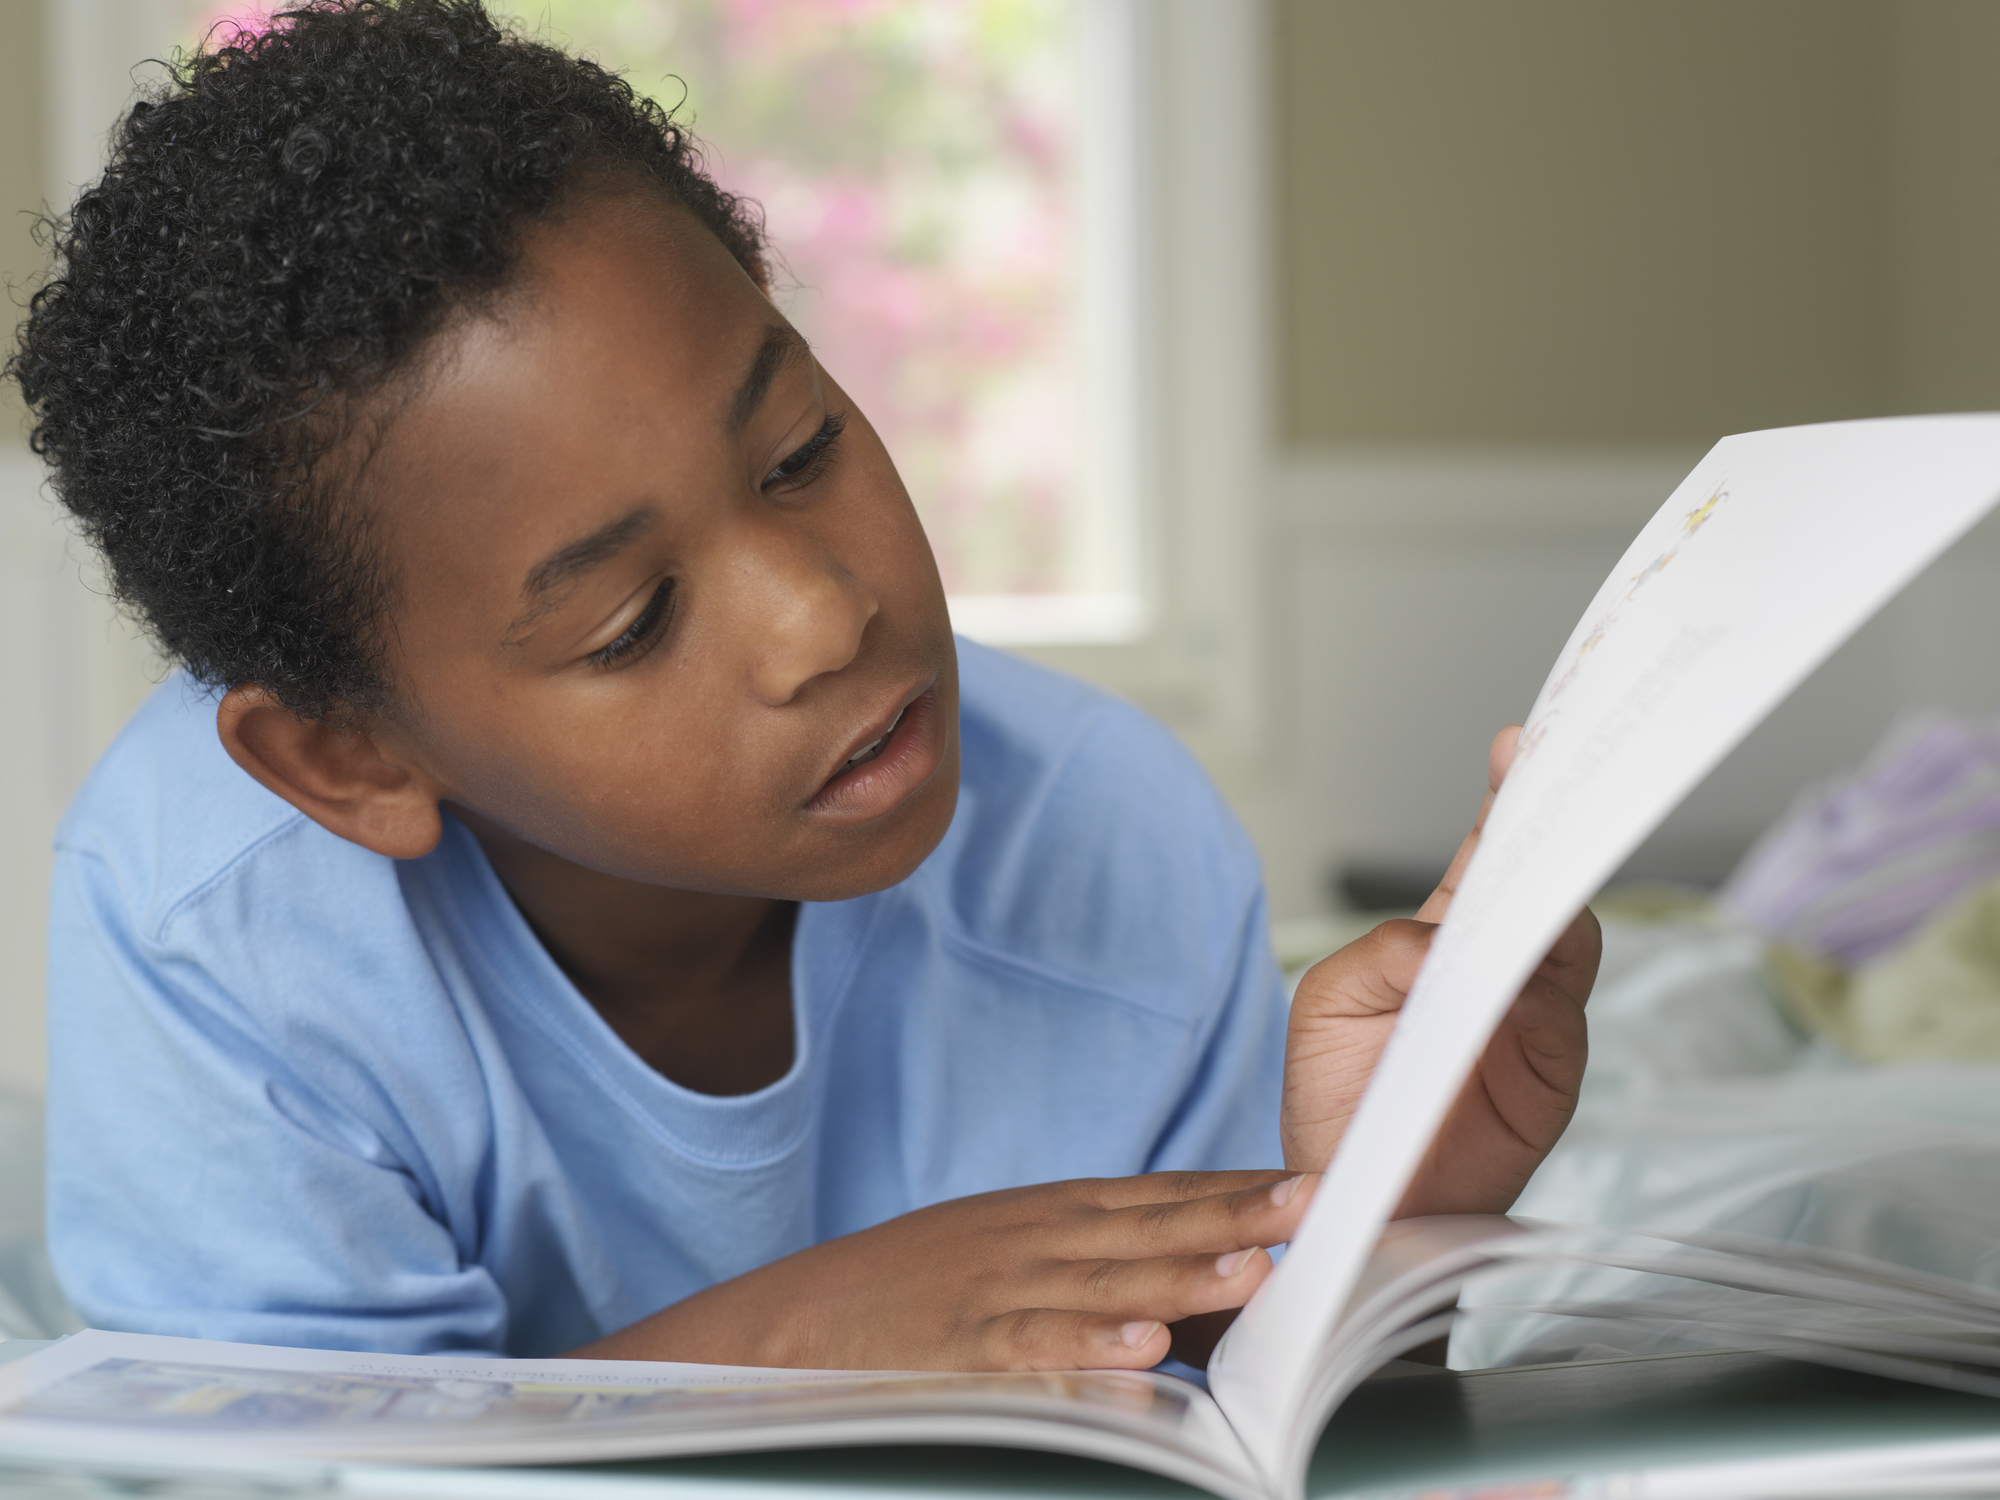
[569,1267,817,1367]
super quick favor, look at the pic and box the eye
[589,579,674,670]
[763,412,847,490]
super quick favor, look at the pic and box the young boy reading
[9,0,1599,1370]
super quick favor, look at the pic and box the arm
[570,1169,1315,1369]
[581,779,1303,1372]
[46,850,514,1353]
[54,848,1315,1374]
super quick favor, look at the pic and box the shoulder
[49,678,484,1159]
[951,637,1246,861]
[55,674,373,947]
[922,639,1266,1009]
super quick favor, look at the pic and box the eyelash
[763,412,847,490]
[590,579,674,670]
[585,416,843,672]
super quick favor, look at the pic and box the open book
[7,415,2000,1500]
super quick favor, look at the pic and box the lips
[808,684,945,819]
[839,703,907,772]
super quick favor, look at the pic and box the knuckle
[1157,1171,1208,1202]
[1374,918,1435,949]
[1078,1257,1123,1301]
[1225,1183,1266,1222]
[1066,1176,1111,1208]
[989,1309,1046,1365]
[1133,1197,1182,1244]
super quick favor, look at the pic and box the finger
[1534,904,1603,1002]
[1291,918,1434,1022]
[1082,1168,1297,1211]
[1488,723,1522,790]
[1095,1172,1319,1259]
[1060,1244,1276,1321]
[969,1307,1174,1372]
[1491,973,1590,1103]
[1457,989,1590,1188]
[1414,726,1521,923]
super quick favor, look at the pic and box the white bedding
[0,1088,77,1343]
[1454,914,2000,1367]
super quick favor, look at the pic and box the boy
[10,0,1598,1369]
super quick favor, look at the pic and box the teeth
[844,706,906,769]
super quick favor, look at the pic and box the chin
[786,753,960,903]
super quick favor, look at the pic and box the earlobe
[215,686,444,860]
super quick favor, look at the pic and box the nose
[729,511,879,705]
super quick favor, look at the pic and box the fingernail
[1270,1175,1306,1208]
[1120,1320,1162,1349]
[1215,1247,1256,1277]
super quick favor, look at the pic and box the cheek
[845,454,948,616]
[421,677,788,878]
[820,394,936,557]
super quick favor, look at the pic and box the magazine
[9,1218,2000,1499]
[6,414,2000,1500]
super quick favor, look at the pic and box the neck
[452,807,797,1095]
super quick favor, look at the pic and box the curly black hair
[7,0,767,719]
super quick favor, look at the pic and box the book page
[1307,1349,2000,1500]
[0,1329,1257,1495]
[1208,415,2000,1485]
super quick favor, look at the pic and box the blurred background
[3,0,1999,1099]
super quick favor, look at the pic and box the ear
[216,686,444,860]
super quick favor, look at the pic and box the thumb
[1487,723,1521,791]
[1290,918,1435,1023]
[1414,725,1520,924]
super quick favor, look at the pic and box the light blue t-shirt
[46,639,1285,1357]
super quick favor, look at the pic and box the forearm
[564,1171,1308,1372]
[566,1252,836,1366]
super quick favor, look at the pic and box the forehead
[352,192,781,591]
[439,190,769,432]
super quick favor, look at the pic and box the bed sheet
[1452,914,2000,1368]
[0,1087,78,1343]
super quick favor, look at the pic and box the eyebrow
[502,326,805,641]
[508,507,660,638]
[729,324,809,433]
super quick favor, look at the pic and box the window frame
[1006,0,1273,773]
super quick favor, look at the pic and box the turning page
[1208,415,2000,1485]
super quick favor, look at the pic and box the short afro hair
[8,0,767,719]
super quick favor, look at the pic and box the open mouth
[807,684,944,818]
[840,704,908,772]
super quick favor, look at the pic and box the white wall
[1234,0,2000,921]
[1227,453,2000,922]
[0,0,207,1096]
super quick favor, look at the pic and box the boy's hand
[1282,726,1600,1216]
[574,1169,1316,1370]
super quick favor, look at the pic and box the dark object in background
[1334,862,1447,913]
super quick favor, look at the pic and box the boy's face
[355,188,959,901]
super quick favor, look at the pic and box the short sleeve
[941,642,1291,1179]
[1144,881,1288,1174]
[46,848,510,1354]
